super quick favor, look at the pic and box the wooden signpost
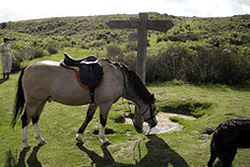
[106,13,174,82]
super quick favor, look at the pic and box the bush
[146,45,250,85]
[106,44,123,58]
[11,57,21,73]
[14,49,48,61]
[106,44,137,70]
[29,49,46,60]
[46,44,58,54]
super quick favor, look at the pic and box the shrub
[11,57,21,73]
[29,49,46,60]
[15,49,48,61]
[146,45,250,85]
[106,44,123,58]
[46,44,58,54]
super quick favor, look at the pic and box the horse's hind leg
[21,101,46,150]
[219,148,237,167]
[21,109,31,151]
[32,101,47,146]
[208,140,217,167]
[76,104,98,145]
[99,103,112,146]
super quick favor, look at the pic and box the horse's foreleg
[99,103,112,146]
[76,104,98,145]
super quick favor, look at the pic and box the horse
[208,119,250,167]
[12,56,157,151]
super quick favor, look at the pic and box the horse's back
[22,60,124,105]
[23,61,89,105]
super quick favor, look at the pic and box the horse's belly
[51,89,90,105]
[49,75,90,105]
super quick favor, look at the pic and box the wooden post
[106,13,174,83]
[136,13,148,82]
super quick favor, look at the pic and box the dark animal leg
[219,149,237,167]
[208,140,217,167]
[99,103,112,146]
[208,150,217,167]
[76,104,98,145]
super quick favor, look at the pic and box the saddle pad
[61,60,105,90]
[79,63,104,89]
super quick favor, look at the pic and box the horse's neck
[122,88,145,108]
[121,71,145,108]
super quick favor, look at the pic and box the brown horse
[12,57,157,150]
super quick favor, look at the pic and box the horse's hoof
[102,141,111,146]
[76,140,84,146]
[38,142,47,147]
[39,140,47,146]
[23,146,32,152]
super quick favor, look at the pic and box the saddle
[61,53,105,104]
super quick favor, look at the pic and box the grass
[1,50,250,166]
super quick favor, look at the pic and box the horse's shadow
[14,145,42,167]
[78,135,190,167]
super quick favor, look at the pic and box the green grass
[1,51,250,166]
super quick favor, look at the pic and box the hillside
[0,13,250,84]
[1,13,250,50]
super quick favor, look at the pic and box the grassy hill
[1,13,250,84]
[1,13,250,49]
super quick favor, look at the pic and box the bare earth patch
[125,111,196,134]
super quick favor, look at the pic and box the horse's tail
[12,67,27,128]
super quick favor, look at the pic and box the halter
[119,64,156,133]
[140,103,156,123]
[124,99,155,134]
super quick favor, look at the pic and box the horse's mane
[103,59,155,104]
[127,69,155,104]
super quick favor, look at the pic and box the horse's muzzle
[134,124,143,134]
[148,117,157,128]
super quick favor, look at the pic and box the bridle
[119,65,156,133]
[138,103,156,135]
[140,103,156,123]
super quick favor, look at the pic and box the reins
[121,98,137,128]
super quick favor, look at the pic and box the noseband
[140,104,156,123]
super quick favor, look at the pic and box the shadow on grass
[5,145,42,167]
[78,135,190,167]
[0,78,6,84]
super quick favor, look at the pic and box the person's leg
[1,56,7,79]
[6,57,12,79]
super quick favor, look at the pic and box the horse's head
[133,94,157,134]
